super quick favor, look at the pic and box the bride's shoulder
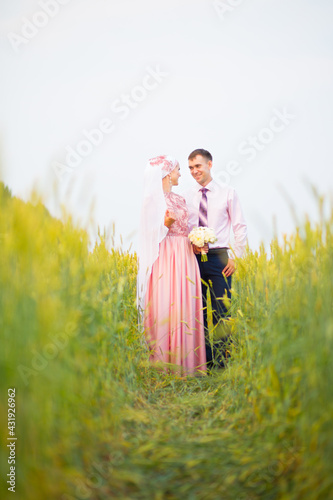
[170,192,187,204]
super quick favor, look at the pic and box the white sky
[1,0,333,252]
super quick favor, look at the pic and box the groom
[184,149,247,368]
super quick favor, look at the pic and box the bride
[137,155,206,374]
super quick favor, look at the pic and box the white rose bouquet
[188,226,218,261]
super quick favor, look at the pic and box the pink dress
[144,192,206,374]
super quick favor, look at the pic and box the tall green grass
[0,181,332,499]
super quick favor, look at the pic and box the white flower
[188,226,217,247]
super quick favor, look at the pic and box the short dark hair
[188,149,213,162]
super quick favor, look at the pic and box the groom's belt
[207,247,229,255]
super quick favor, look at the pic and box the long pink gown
[144,191,206,374]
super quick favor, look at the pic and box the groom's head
[188,149,213,187]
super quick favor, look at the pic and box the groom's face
[188,155,212,186]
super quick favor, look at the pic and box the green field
[1,181,332,499]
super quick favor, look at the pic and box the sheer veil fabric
[137,156,178,323]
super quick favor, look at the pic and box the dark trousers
[196,249,232,366]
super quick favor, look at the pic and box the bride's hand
[164,209,176,228]
[192,243,208,255]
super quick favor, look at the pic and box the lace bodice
[164,192,189,237]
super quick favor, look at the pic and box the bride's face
[170,163,181,185]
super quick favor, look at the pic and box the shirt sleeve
[227,189,247,259]
[182,188,197,232]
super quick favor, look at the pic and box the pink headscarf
[148,155,178,178]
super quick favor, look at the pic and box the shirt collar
[196,179,215,192]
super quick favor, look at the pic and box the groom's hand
[222,259,235,277]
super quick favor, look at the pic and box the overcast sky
[1,0,333,252]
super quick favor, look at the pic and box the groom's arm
[183,188,199,234]
[227,189,247,260]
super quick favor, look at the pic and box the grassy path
[1,182,332,500]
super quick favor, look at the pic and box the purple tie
[198,188,208,227]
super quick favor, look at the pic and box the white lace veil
[137,155,178,322]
